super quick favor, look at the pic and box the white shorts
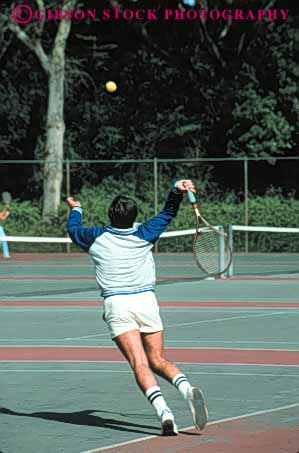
[103,291,163,339]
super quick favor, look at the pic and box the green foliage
[2,186,299,253]
[227,84,293,156]
[237,195,299,252]
[226,17,298,158]
[2,201,66,237]
[0,54,45,158]
[266,22,299,134]
[1,8,299,205]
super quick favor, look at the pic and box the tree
[4,0,77,218]
[1,0,298,205]
[226,15,298,158]
[227,82,294,157]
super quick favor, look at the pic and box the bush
[1,187,299,253]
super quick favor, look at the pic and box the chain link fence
[1,155,298,207]
[1,156,299,253]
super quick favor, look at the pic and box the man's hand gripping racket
[183,182,232,276]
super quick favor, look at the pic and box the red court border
[86,407,299,453]
[1,346,299,365]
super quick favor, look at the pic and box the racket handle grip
[187,190,197,205]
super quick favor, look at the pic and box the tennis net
[0,229,197,255]
[0,229,221,295]
[227,225,299,277]
[2,227,298,278]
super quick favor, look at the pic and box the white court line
[0,304,298,310]
[0,309,98,312]
[0,369,298,378]
[162,307,299,311]
[0,311,292,343]
[165,340,299,345]
[64,333,109,340]
[80,402,299,453]
[0,334,110,342]
[1,360,299,367]
[2,339,299,346]
[166,311,288,328]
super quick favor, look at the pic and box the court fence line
[2,156,299,256]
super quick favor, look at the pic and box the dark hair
[108,195,138,228]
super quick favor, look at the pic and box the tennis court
[1,246,299,452]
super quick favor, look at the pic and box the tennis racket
[1,191,12,207]
[186,190,232,276]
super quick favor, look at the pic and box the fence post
[154,157,158,253]
[66,159,71,254]
[244,158,249,253]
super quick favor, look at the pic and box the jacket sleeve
[67,207,104,252]
[135,189,183,243]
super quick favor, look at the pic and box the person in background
[0,207,10,258]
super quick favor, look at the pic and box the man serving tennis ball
[66,180,208,436]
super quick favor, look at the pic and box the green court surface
[1,252,299,278]
[1,253,299,452]
[1,306,299,350]
[1,363,299,453]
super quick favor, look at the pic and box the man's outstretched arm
[136,179,195,243]
[66,197,104,252]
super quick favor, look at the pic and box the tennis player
[66,180,208,436]
[0,207,10,258]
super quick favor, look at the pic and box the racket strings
[194,228,230,275]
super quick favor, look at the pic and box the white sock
[145,386,170,417]
[172,373,192,400]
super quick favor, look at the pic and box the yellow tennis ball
[105,81,117,93]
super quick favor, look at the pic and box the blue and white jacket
[67,189,183,298]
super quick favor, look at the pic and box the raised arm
[66,197,104,252]
[136,179,195,243]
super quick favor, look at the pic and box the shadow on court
[0,407,159,435]
[0,287,98,298]
[0,278,205,298]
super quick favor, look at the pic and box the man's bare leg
[141,330,181,382]
[114,329,157,391]
[114,329,178,435]
[142,330,208,431]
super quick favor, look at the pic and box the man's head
[108,195,138,228]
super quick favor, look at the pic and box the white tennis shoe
[160,409,178,436]
[187,387,208,431]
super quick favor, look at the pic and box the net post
[218,226,225,277]
[226,224,234,277]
